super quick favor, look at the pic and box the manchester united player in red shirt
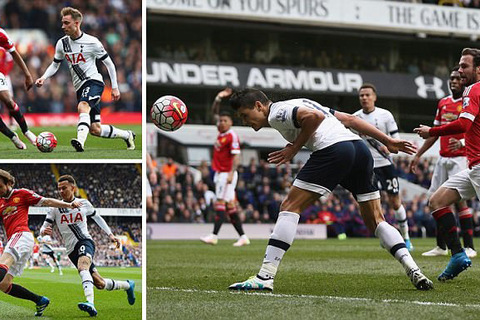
[415,48,480,281]
[411,66,476,258]
[201,88,250,246]
[0,169,81,316]
[0,28,37,149]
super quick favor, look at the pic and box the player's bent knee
[94,279,105,290]
[89,126,101,136]
[78,102,91,113]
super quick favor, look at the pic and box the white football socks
[79,270,94,304]
[77,113,90,145]
[394,205,410,240]
[104,278,131,291]
[258,211,299,280]
[100,125,130,140]
[375,221,418,273]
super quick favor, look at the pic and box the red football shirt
[434,95,466,158]
[0,47,13,75]
[0,28,15,53]
[460,83,480,167]
[212,129,241,172]
[0,188,44,240]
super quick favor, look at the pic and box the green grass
[0,125,142,159]
[148,238,480,320]
[1,267,142,319]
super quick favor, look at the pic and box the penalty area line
[149,286,480,308]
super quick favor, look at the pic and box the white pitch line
[149,286,480,308]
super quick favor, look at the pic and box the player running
[39,175,135,317]
[0,28,36,149]
[228,89,433,292]
[415,48,480,281]
[0,169,81,316]
[353,83,413,250]
[200,88,250,246]
[37,234,63,275]
[35,7,135,152]
[411,66,476,258]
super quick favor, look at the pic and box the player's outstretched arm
[91,214,114,238]
[414,118,472,138]
[268,107,324,166]
[11,50,33,91]
[101,56,120,101]
[35,61,61,87]
[42,198,82,209]
[334,111,416,154]
[212,88,233,123]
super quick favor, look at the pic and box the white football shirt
[268,99,360,152]
[53,33,108,91]
[45,198,95,255]
[353,106,400,168]
[38,235,54,253]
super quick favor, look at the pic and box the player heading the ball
[35,7,135,152]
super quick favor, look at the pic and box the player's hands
[110,234,121,249]
[35,78,45,88]
[409,155,420,174]
[268,143,299,166]
[448,137,463,151]
[379,145,390,156]
[42,226,53,236]
[149,171,157,185]
[112,88,120,101]
[70,201,82,209]
[25,74,33,91]
[216,88,233,100]
[386,139,417,155]
[414,125,431,139]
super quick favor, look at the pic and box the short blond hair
[61,7,83,23]
[0,169,15,186]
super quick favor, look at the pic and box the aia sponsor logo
[60,212,84,224]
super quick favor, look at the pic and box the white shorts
[214,171,238,202]
[0,73,11,93]
[442,164,480,200]
[429,156,468,193]
[4,232,34,277]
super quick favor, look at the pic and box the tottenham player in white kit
[40,175,135,317]
[37,234,63,275]
[228,89,433,292]
[35,7,135,152]
[353,83,413,251]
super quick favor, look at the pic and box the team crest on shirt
[12,197,20,204]
[276,108,287,122]
[457,104,463,112]
[1,206,17,217]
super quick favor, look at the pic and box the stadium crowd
[149,157,480,239]
[0,0,141,114]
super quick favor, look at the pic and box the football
[36,131,57,152]
[151,95,188,131]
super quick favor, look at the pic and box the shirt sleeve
[0,29,15,53]
[433,100,442,126]
[386,111,400,139]
[269,103,300,131]
[93,39,109,60]
[21,189,44,206]
[460,86,480,122]
[230,132,241,155]
[53,40,64,63]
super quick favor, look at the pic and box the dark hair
[230,88,270,110]
[0,169,14,186]
[58,175,76,186]
[461,48,480,67]
[451,65,460,72]
[359,83,377,94]
[219,111,233,120]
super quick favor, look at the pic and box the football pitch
[148,238,480,320]
[0,125,142,159]
[0,267,142,319]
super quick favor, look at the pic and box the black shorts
[374,164,400,195]
[76,80,104,123]
[294,140,379,202]
[68,239,96,273]
[42,251,55,259]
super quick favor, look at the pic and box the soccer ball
[151,95,188,131]
[36,132,57,152]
